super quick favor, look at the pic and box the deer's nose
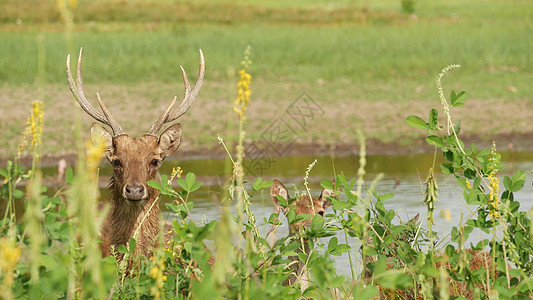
[124,185,146,200]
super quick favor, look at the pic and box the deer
[270,179,336,292]
[66,48,204,259]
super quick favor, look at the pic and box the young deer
[66,48,204,258]
[270,179,335,290]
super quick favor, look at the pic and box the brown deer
[270,179,335,291]
[66,48,204,258]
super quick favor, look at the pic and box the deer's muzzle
[123,184,147,202]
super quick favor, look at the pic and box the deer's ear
[159,123,182,157]
[270,179,289,211]
[319,188,336,209]
[90,123,113,160]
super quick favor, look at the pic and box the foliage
[401,0,416,14]
[1,58,533,299]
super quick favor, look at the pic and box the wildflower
[149,258,167,299]
[29,101,44,150]
[0,237,22,287]
[440,209,452,222]
[234,46,252,121]
[170,166,183,182]
[15,119,31,164]
[436,65,460,117]
[86,134,106,179]
[487,143,501,220]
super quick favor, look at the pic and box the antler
[148,49,205,136]
[66,48,124,136]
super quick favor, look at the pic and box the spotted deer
[66,48,204,258]
[270,179,336,291]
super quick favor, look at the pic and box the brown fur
[270,179,335,289]
[94,124,183,258]
[66,48,204,262]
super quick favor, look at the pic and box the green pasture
[0,0,531,157]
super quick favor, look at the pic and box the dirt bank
[4,131,531,169]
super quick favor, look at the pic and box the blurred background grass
[0,0,531,158]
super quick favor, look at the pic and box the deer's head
[67,48,204,205]
[270,179,335,233]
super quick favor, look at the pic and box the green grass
[0,21,531,98]
[0,0,531,158]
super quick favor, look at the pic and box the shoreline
[4,132,531,169]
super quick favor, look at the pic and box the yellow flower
[234,46,252,121]
[86,134,106,178]
[440,209,452,222]
[487,143,501,220]
[0,237,22,289]
[149,257,167,298]
[170,166,183,182]
[0,239,21,272]
[29,101,44,150]
[149,266,160,278]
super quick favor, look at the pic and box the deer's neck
[104,189,161,257]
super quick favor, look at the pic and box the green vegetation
[0,0,531,158]
[1,62,532,298]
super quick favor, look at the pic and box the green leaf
[177,178,188,191]
[429,108,438,129]
[440,162,454,175]
[332,198,352,210]
[189,181,202,192]
[12,189,24,199]
[503,176,512,191]
[0,168,7,178]
[463,168,476,179]
[161,175,168,190]
[147,180,162,191]
[252,178,272,191]
[186,173,196,188]
[426,136,444,147]
[456,177,469,190]
[65,168,74,185]
[378,193,394,201]
[450,90,466,107]
[405,115,428,130]
[128,238,137,253]
[320,180,334,190]
[509,171,526,192]
[118,244,128,254]
[310,214,324,231]
[327,237,338,253]
[287,209,296,225]
[455,119,461,135]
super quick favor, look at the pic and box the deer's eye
[112,159,122,167]
[150,159,159,167]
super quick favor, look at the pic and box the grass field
[0,0,532,159]
[2,2,533,298]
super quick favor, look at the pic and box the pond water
[12,150,533,277]
[152,151,533,277]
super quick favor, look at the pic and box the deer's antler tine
[67,49,107,124]
[96,93,124,136]
[167,49,205,121]
[67,48,124,136]
[148,96,177,135]
[148,49,205,135]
